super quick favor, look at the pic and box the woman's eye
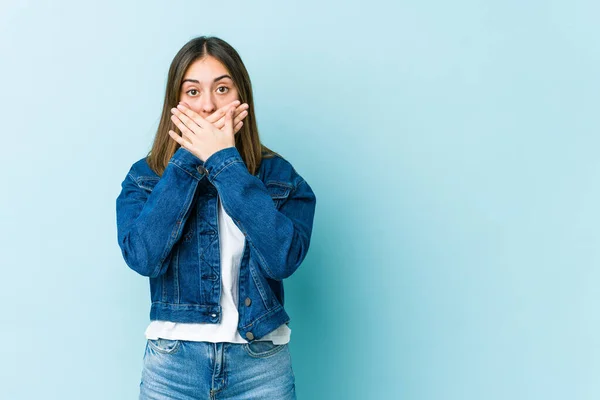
[186,87,228,96]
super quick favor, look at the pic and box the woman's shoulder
[261,145,294,165]
[261,146,282,159]
[259,147,306,188]
[260,147,294,172]
[126,154,159,181]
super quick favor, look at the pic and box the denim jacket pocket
[265,181,292,209]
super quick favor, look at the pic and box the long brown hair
[146,36,277,176]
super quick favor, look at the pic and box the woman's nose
[199,95,216,114]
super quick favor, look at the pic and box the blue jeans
[139,338,297,399]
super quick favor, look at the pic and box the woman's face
[178,56,239,119]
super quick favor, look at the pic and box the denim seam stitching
[247,241,278,280]
[209,159,244,181]
[249,261,271,309]
[241,304,283,329]
[243,342,286,358]
[147,338,181,354]
[151,180,196,277]
[151,301,220,307]
[127,172,143,190]
[168,161,200,180]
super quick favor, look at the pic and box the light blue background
[1,1,598,399]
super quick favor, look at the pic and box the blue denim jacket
[115,146,317,342]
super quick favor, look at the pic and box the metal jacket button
[245,297,252,306]
[197,165,207,174]
[246,332,254,340]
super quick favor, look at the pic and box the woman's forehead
[183,57,230,82]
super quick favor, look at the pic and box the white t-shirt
[144,194,291,344]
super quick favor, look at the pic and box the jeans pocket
[147,338,182,355]
[242,340,287,358]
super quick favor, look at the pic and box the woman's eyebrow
[182,75,232,85]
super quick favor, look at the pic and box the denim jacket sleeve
[115,147,206,278]
[203,146,317,281]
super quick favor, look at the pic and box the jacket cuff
[204,146,245,181]
[168,147,207,180]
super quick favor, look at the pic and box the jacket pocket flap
[266,182,292,199]
[136,176,160,191]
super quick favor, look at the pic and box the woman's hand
[204,100,249,134]
[168,101,248,162]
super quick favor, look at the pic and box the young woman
[115,36,317,399]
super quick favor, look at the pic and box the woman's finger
[205,100,241,125]
[213,103,248,129]
[233,109,248,127]
[216,107,248,131]
[172,107,202,133]
[225,106,235,136]
[174,104,210,132]
[170,114,197,143]
[234,120,243,134]
[168,129,193,149]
